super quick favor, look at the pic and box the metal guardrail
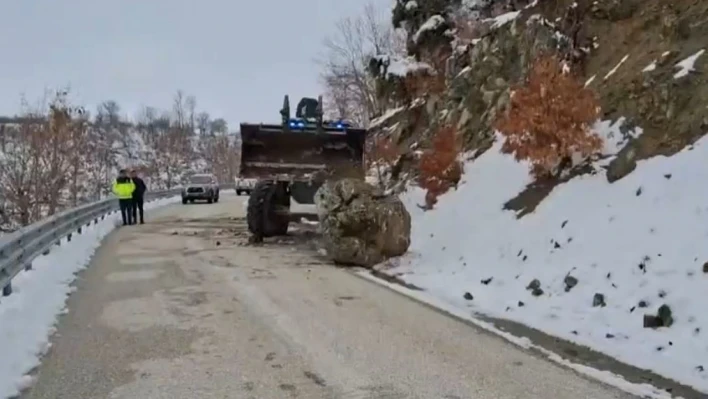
[0,182,237,298]
[0,189,182,297]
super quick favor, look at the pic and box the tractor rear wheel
[247,181,290,240]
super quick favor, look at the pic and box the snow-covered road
[10,194,633,399]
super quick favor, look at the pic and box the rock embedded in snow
[643,304,674,329]
[703,261,708,273]
[527,279,541,290]
[463,292,474,300]
[314,178,411,267]
[593,293,606,307]
[564,275,578,292]
[526,279,544,296]
[657,304,674,327]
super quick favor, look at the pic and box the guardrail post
[2,282,11,297]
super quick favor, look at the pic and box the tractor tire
[236,190,242,196]
[247,181,290,239]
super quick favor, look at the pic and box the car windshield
[189,175,213,184]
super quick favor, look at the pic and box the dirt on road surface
[21,194,635,399]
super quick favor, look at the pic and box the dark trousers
[119,199,133,225]
[132,196,144,224]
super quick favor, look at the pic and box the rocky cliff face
[370,0,708,205]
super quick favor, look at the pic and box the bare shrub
[417,125,463,209]
[494,54,602,178]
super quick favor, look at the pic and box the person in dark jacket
[130,169,147,224]
[113,169,136,226]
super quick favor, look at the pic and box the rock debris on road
[22,194,635,399]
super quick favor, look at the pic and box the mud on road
[21,194,634,399]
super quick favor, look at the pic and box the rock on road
[22,193,635,399]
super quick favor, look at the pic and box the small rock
[518,301,525,307]
[531,287,544,297]
[463,292,474,300]
[527,279,541,290]
[638,300,648,308]
[697,365,704,372]
[658,289,667,298]
[658,304,674,327]
[481,277,493,285]
[561,220,568,228]
[554,241,561,249]
[216,241,221,246]
[171,231,178,235]
[663,173,672,179]
[593,293,606,307]
[605,333,615,339]
[703,262,708,273]
[571,330,578,335]
[629,306,636,313]
[522,255,528,261]
[564,275,578,292]
[644,304,674,329]
[636,187,642,196]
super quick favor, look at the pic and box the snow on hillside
[391,131,708,392]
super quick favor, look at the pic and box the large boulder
[314,178,411,267]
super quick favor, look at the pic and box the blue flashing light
[297,121,305,128]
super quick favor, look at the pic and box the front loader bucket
[239,123,367,181]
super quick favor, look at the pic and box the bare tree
[318,2,406,126]
[196,112,210,135]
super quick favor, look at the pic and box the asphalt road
[21,193,636,399]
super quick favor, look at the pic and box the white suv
[234,178,257,195]
[182,173,220,204]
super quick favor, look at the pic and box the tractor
[238,95,368,241]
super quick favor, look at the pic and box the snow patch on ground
[390,131,708,393]
[370,106,406,129]
[357,271,675,399]
[0,196,180,398]
[487,11,521,29]
[674,49,705,79]
[412,15,445,43]
[604,54,629,80]
[374,55,433,78]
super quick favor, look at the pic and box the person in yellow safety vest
[113,169,136,226]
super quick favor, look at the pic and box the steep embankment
[370,0,708,395]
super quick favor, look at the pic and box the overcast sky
[0,0,391,128]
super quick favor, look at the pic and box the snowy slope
[391,132,708,393]
[0,196,180,398]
